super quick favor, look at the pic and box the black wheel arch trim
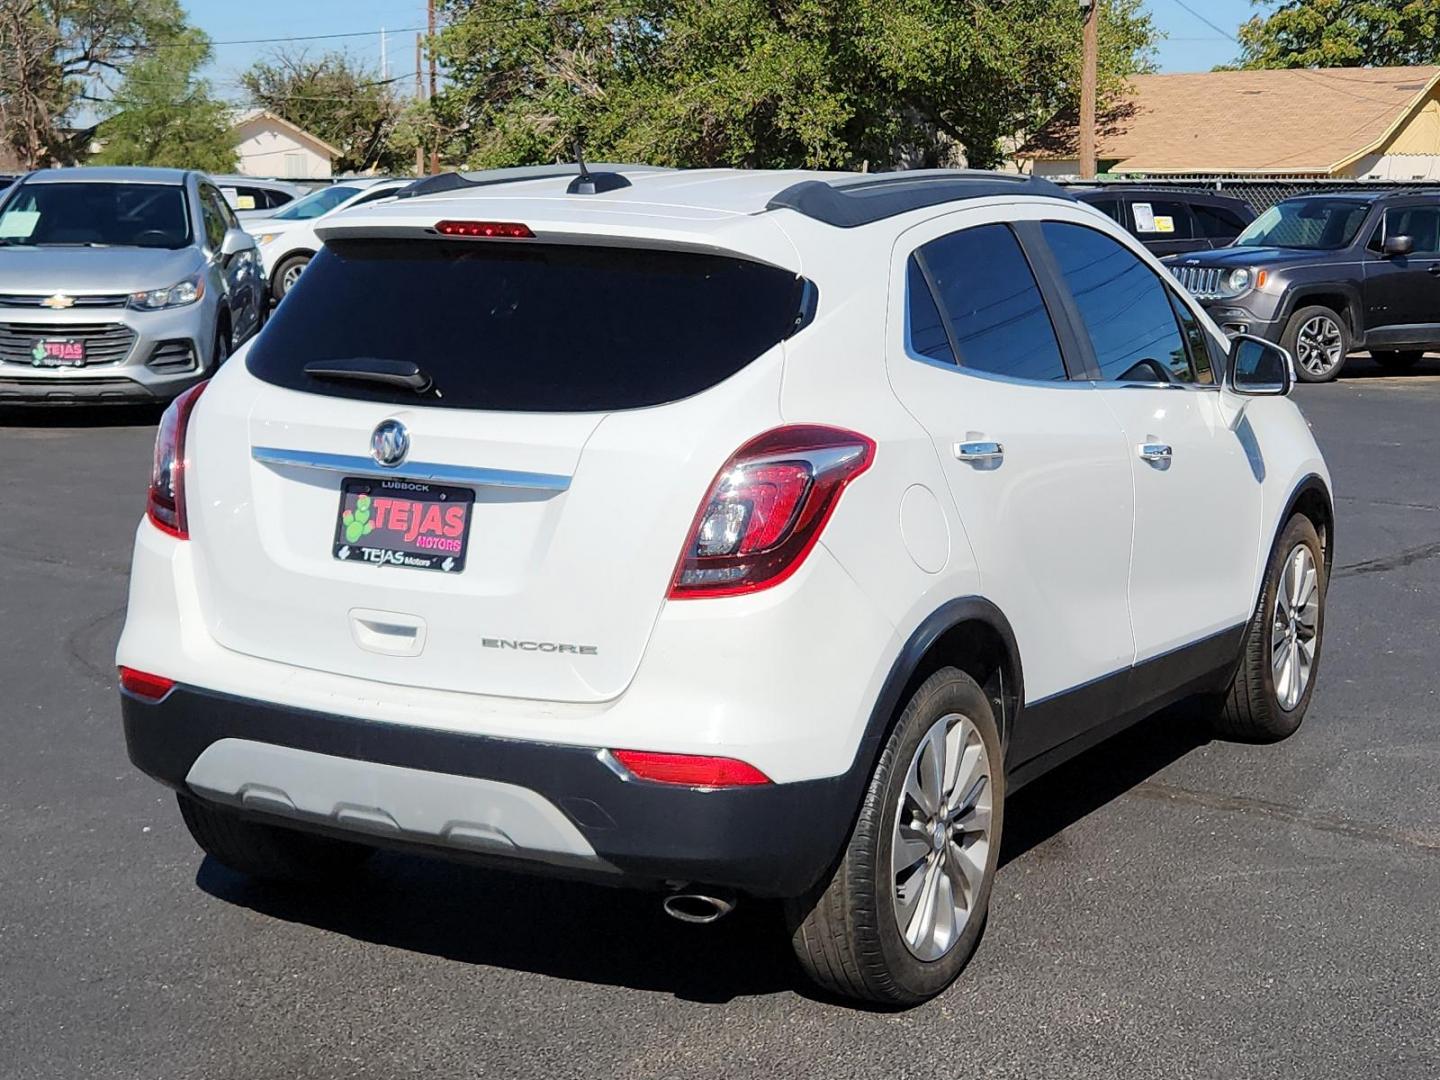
[1278,472,1335,575]
[1277,284,1365,345]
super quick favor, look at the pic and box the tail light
[118,667,175,702]
[147,380,208,539]
[609,750,771,788]
[435,220,535,238]
[669,425,875,598]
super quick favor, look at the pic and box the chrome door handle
[1138,442,1173,464]
[955,440,1004,464]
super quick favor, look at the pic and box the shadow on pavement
[1337,354,1440,381]
[195,702,1212,1005]
[0,403,163,428]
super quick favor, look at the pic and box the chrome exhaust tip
[662,889,737,925]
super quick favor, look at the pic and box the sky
[180,0,1261,102]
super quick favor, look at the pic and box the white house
[230,110,341,179]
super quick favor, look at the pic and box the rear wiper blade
[303,357,435,394]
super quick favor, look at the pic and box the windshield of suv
[247,239,809,411]
[0,182,191,248]
[1233,198,1371,251]
[270,185,361,221]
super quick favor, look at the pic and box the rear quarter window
[247,239,810,412]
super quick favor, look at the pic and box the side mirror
[220,228,256,258]
[1383,234,1414,257]
[1229,334,1293,396]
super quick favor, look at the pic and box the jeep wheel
[1373,349,1424,371]
[1283,306,1349,383]
[787,668,1003,1006]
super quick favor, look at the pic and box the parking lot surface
[2,359,1438,1079]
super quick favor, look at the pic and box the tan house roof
[231,109,343,160]
[1021,67,1440,175]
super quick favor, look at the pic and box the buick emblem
[40,293,76,310]
[370,420,409,468]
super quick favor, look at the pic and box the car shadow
[1338,354,1440,380]
[0,403,163,428]
[195,703,1212,1006]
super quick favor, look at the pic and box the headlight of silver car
[129,272,206,311]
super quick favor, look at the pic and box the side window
[1193,203,1249,241]
[1089,198,1123,224]
[1131,200,1194,240]
[1169,292,1216,385]
[906,257,955,364]
[351,186,400,207]
[1386,206,1440,254]
[198,185,227,249]
[908,223,1068,382]
[1042,221,1194,384]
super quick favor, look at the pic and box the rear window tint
[247,240,808,412]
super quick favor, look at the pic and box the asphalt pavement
[2,358,1438,1079]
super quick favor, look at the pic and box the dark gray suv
[1165,191,1440,382]
[0,167,266,404]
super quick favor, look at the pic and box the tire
[787,668,1004,1006]
[1211,514,1326,742]
[176,793,372,884]
[271,253,310,302]
[209,322,230,373]
[1282,305,1350,383]
[1373,349,1424,371]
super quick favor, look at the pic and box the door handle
[1138,442,1173,464]
[955,440,1004,464]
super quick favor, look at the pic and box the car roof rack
[767,170,1074,227]
[397,163,672,200]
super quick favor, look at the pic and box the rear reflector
[118,667,175,702]
[610,750,772,788]
[435,220,535,239]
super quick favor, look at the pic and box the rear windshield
[247,239,809,411]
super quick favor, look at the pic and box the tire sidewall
[1256,516,1327,729]
[272,254,310,302]
[869,670,1005,1001]
[1285,305,1349,383]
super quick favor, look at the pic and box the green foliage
[241,51,412,174]
[93,27,235,172]
[431,0,1156,171]
[1238,0,1440,69]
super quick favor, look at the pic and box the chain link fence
[1052,177,1440,214]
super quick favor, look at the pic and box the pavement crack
[1131,781,1440,857]
[1335,539,1440,579]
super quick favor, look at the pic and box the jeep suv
[118,167,1332,1005]
[1166,190,1440,382]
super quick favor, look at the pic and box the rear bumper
[123,684,857,898]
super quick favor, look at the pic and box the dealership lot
[1,362,1437,1078]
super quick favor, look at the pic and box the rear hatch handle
[251,446,572,492]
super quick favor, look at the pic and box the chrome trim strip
[251,446,572,492]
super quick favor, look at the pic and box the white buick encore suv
[118,166,1331,1005]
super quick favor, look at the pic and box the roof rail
[397,163,672,200]
[767,170,1074,227]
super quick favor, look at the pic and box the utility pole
[427,0,439,174]
[415,33,425,177]
[1079,0,1099,180]
[380,27,388,82]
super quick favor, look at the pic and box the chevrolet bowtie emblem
[40,293,76,310]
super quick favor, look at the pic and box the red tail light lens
[147,380,208,539]
[435,220,535,239]
[610,750,772,788]
[118,667,175,702]
[669,425,875,598]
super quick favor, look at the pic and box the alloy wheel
[281,261,306,293]
[891,713,994,962]
[1295,315,1343,377]
[1271,544,1320,711]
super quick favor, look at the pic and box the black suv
[1074,187,1255,257]
[1164,191,1440,382]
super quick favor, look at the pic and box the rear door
[1363,202,1440,343]
[187,235,809,703]
[885,208,1137,764]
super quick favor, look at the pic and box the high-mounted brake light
[118,667,175,702]
[435,220,535,239]
[609,750,772,788]
[147,380,208,539]
[669,425,875,599]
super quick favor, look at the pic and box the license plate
[332,477,473,572]
[31,339,86,367]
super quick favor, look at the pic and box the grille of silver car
[0,322,137,365]
[1169,265,1225,300]
[0,293,129,309]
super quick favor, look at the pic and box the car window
[1384,206,1440,254]
[1235,198,1369,250]
[1088,198,1124,224]
[1193,203,1250,240]
[198,184,228,249]
[1042,221,1194,384]
[247,239,811,412]
[349,186,402,207]
[908,223,1067,382]
[1168,292,1215,385]
[0,182,191,248]
[906,258,955,364]
[272,185,361,221]
[1130,201,1194,240]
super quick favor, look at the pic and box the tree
[1238,0,1440,69]
[429,0,1156,171]
[0,0,188,169]
[241,51,411,174]
[93,28,235,171]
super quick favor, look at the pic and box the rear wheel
[1373,349,1424,371]
[1283,306,1349,383]
[177,793,372,884]
[271,253,311,302]
[787,668,1003,1006]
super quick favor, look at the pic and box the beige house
[230,110,340,179]
[1020,67,1440,180]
